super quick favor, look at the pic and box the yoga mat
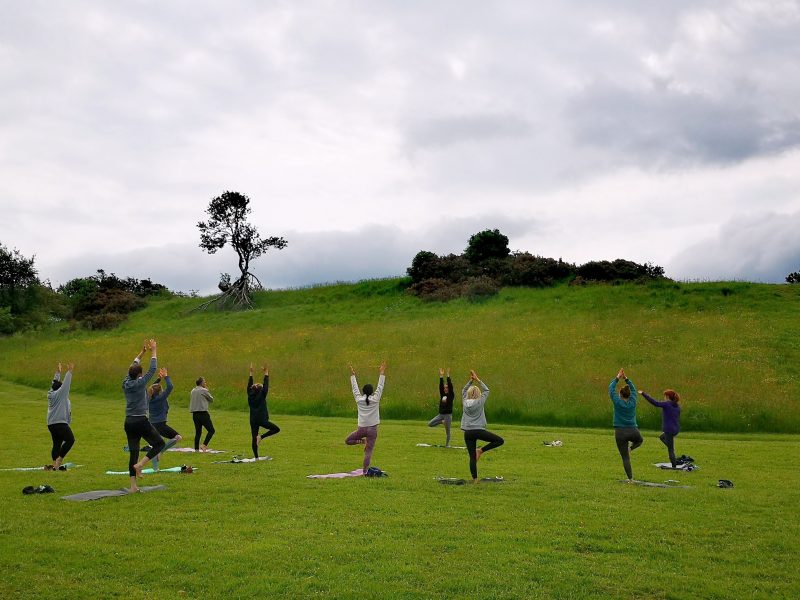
[1,462,81,472]
[105,466,197,475]
[620,480,690,488]
[416,443,467,449]
[307,469,364,479]
[167,447,227,454]
[654,462,699,471]
[437,476,505,485]
[542,440,563,447]
[62,485,167,502]
[212,456,272,464]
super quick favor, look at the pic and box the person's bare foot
[472,478,479,484]
[200,444,208,452]
[129,485,139,493]
[44,464,56,471]
[475,448,484,461]
[133,463,143,478]
[256,436,263,447]
[54,457,63,469]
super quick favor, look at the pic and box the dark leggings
[250,415,280,458]
[464,429,505,480]
[153,421,180,440]
[124,416,165,477]
[48,423,75,461]
[192,411,215,450]
[614,427,644,480]
[659,431,679,467]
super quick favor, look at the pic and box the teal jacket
[609,377,638,428]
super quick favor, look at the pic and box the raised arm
[640,390,667,407]
[248,363,254,391]
[57,364,74,400]
[439,367,445,397]
[372,361,387,402]
[53,362,62,383]
[349,364,360,400]
[608,377,621,403]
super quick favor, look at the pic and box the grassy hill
[1,278,798,433]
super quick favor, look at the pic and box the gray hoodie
[47,370,73,425]
[460,379,490,431]
[122,357,157,417]
[189,386,213,412]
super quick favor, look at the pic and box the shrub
[464,229,510,264]
[463,276,500,302]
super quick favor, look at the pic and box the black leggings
[250,415,280,458]
[614,427,644,480]
[464,429,505,480]
[124,416,165,477]
[192,411,215,450]
[153,421,180,440]
[659,431,679,467]
[48,423,75,461]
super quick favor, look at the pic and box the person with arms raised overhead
[123,340,165,492]
[460,369,504,483]
[45,362,75,471]
[609,367,643,482]
[428,367,455,447]
[148,367,181,467]
[248,363,280,458]
[346,361,386,475]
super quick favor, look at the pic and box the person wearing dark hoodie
[609,367,643,482]
[461,369,504,482]
[123,340,165,492]
[640,387,682,467]
[346,361,386,474]
[148,367,181,466]
[45,362,75,470]
[248,363,280,458]
[427,367,454,447]
[189,377,215,451]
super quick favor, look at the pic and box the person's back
[460,380,489,430]
[47,370,73,425]
[190,385,213,412]
[123,357,157,417]
[609,377,638,428]
[148,376,173,423]
[247,375,269,415]
[352,374,384,427]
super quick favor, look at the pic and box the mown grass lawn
[1,380,798,599]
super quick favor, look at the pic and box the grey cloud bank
[2,1,800,288]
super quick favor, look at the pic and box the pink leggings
[345,425,378,473]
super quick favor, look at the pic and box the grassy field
[0,379,798,599]
[0,279,798,432]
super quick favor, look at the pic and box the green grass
[0,379,798,599]
[1,279,799,432]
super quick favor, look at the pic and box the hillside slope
[1,279,798,432]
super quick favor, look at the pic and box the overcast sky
[2,1,800,293]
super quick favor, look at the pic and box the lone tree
[196,191,287,310]
[464,228,510,264]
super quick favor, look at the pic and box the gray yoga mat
[620,480,690,488]
[212,456,272,464]
[416,443,467,449]
[1,462,81,472]
[437,476,505,485]
[62,485,167,501]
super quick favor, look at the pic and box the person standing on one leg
[640,388,681,467]
[609,368,643,482]
[345,361,386,474]
[427,367,454,447]
[123,340,165,492]
[148,367,181,469]
[248,363,280,458]
[190,377,215,451]
[461,370,504,483]
[46,362,75,470]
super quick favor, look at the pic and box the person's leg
[202,413,215,448]
[250,418,260,458]
[615,429,633,480]
[154,422,181,454]
[475,429,504,461]
[660,432,677,467]
[464,430,479,480]
[55,425,75,468]
[362,426,378,473]
[140,422,166,470]
[345,427,366,445]
[443,414,452,447]
[193,412,203,451]
[259,420,280,441]
[630,429,644,451]
[125,418,143,480]
[428,414,444,428]
[48,425,61,463]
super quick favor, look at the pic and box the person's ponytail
[362,383,374,406]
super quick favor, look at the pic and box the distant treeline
[1,241,171,334]
[407,228,666,301]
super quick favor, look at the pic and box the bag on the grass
[22,484,55,495]
[365,466,387,478]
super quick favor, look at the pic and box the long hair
[467,385,480,400]
[664,389,680,404]
[362,383,374,406]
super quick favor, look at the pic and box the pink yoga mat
[307,469,364,479]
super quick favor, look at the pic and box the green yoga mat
[105,466,197,475]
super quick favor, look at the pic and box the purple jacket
[642,392,681,434]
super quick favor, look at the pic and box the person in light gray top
[190,377,215,451]
[45,362,75,470]
[460,370,504,482]
[122,340,165,492]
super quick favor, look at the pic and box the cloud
[405,113,534,150]
[668,211,800,282]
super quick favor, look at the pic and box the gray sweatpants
[428,413,452,446]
